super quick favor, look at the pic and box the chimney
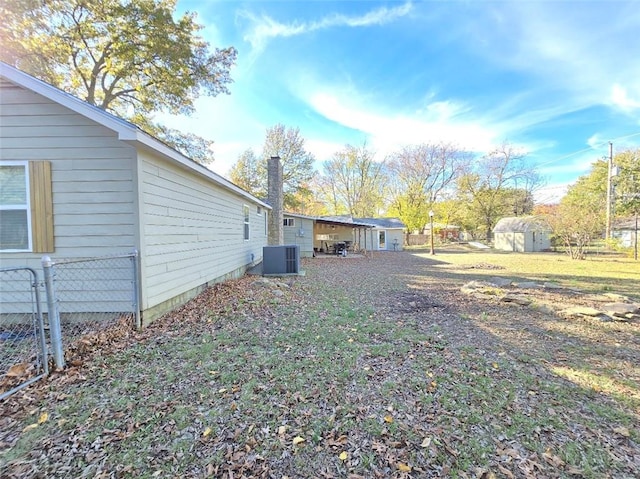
[267,156,283,245]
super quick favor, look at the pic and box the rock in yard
[515,281,542,289]
[461,281,505,297]
[602,303,639,317]
[252,278,273,288]
[603,292,631,302]
[501,294,532,306]
[488,277,512,287]
[561,306,603,316]
[559,306,608,320]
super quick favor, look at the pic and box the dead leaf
[613,426,630,437]
[542,450,564,467]
[202,427,212,437]
[38,412,49,424]
[339,451,348,461]
[292,436,305,445]
[397,463,411,472]
[278,425,287,436]
[384,415,393,423]
[6,363,29,377]
[420,437,432,448]
[497,465,514,479]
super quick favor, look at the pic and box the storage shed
[493,216,551,252]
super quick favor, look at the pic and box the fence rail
[1,251,139,400]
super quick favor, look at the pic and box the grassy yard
[1,249,638,478]
[414,244,640,300]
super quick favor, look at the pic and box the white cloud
[460,2,640,113]
[240,2,413,52]
[306,90,498,157]
[611,84,640,111]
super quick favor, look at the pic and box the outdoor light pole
[429,210,435,255]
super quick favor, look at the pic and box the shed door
[378,231,386,250]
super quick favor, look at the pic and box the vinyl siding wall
[0,79,137,272]
[283,216,314,257]
[379,229,404,251]
[138,151,266,318]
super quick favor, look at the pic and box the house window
[243,205,250,240]
[0,161,53,253]
[264,211,268,236]
[257,206,262,215]
[0,162,31,251]
[284,218,295,227]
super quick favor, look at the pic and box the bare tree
[320,144,386,217]
[386,142,472,231]
[457,143,542,241]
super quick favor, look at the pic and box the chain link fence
[43,252,140,369]
[1,252,139,399]
[0,267,48,401]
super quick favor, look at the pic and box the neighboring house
[493,216,551,252]
[357,217,406,251]
[0,62,270,324]
[612,216,639,248]
[282,213,315,257]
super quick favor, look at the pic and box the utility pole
[606,142,613,240]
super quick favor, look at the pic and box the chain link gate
[42,252,140,369]
[0,267,48,401]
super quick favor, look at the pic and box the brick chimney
[267,156,283,245]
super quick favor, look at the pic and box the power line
[536,131,640,167]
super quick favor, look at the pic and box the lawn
[414,244,640,300]
[1,249,638,478]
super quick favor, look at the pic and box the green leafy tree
[1,0,237,163]
[542,159,608,259]
[319,144,386,217]
[229,149,263,196]
[613,148,640,216]
[228,124,316,210]
[262,124,316,210]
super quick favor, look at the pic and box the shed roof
[0,62,270,209]
[493,216,551,233]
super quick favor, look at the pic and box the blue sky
[159,0,640,203]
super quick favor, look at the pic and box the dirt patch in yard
[1,250,639,478]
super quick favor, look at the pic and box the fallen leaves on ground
[1,251,639,478]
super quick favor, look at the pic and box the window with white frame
[243,205,250,240]
[257,206,262,215]
[283,218,295,227]
[0,162,31,251]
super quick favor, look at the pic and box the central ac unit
[262,245,300,275]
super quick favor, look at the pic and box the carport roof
[284,212,375,227]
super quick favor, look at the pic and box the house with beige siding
[0,62,270,324]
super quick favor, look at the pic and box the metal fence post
[30,268,49,376]
[42,256,65,370]
[131,250,141,330]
